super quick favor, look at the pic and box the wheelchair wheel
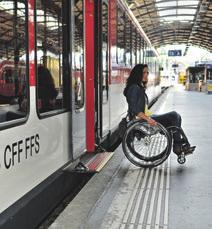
[122,121,172,168]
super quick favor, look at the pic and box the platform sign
[168,50,182,56]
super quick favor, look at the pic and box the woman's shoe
[184,146,196,155]
[173,143,196,156]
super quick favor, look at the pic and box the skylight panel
[178,9,196,15]
[156,2,177,8]
[0,1,25,17]
[159,10,178,17]
[178,1,199,6]
[36,10,61,31]
[155,0,199,23]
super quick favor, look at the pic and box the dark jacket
[125,84,147,117]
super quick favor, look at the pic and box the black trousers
[151,111,187,145]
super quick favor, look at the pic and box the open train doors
[94,0,110,143]
[72,0,87,157]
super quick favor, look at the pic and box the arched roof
[127,0,212,54]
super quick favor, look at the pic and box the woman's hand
[136,112,157,126]
[147,117,157,126]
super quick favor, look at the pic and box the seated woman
[123,64,195,155]
[37,65,58,113]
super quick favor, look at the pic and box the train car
[185,65,212,91]
[0,60,26,99]
[0,0,161,227]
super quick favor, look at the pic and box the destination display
[168,50,182,56]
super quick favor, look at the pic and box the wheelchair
[122,120,193,168]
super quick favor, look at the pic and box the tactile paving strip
[100,158,170,229]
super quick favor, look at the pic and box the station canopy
[127,0,212,54]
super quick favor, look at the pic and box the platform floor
[49,85,212,229]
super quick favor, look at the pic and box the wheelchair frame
[122,120,189,168]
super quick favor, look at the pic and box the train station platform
[48,85,212,229]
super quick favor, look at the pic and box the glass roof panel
[0,1,25,17]
[36,10,61,31]
[156,2,177,7]
[159,10,177,16]
[155,0,198,23]
[178,1,199,6]
[178,9,196,14]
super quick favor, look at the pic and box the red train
[0,0,161,227]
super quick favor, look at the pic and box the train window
[36,0,69,114]
[0,1,28,123]
[131,29,136,66]
[143,42,148,65]
[208,69,212,80]
[116,7,125,65]
[140,38,144,63]
[102,2,109,104]
[125,18,131,67]
[187,67,204,83]
[136,35,141,64]
[73,0,84,111]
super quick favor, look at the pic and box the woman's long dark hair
[123,64,148,96]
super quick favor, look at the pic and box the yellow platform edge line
[96,152,114,172]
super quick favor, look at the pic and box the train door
[72,0,86,157]
[95,0,110,141]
